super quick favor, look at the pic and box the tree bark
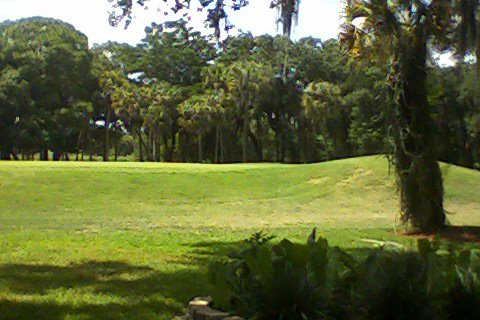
[163,133,170,162]
[114,139,118,161]
[155,134,161,162]
[220,129,224,163]
[0,151,10,160]
[103,105,111,162]
[198,132,203,163]
[476,50,480,82]
[138,130,144,162]
[41,149,49,161]
[53,151,61,161]
[249,130,263,162]
[147,129,154,161]
[242,116,248,163]
[392,33,445,233]
[215,124,220,163]
[170,127,177,162]
[255,116,264,162]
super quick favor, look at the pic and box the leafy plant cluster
[208,230,480,320]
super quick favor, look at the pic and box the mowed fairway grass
[0,156,479,320]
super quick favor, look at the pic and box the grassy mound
[0,156,479,319]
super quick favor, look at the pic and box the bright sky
[0,0,455,65]
[0,0,342,47]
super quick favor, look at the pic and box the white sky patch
[0,0,160,46]
[434,51,456,67]
[0,0,341,46]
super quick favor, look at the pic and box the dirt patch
[401,225,480,243]
[307,177,330,185]
[336,167,374,187]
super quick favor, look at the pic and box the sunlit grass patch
[0,156,479,319]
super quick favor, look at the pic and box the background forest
[1,17,479,168]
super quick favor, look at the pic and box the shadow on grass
[189,240,242,259]
[188,239,382,265]
[1,229,478,320]
[0,260,209,320]
[0,299,176,320]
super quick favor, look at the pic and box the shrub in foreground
[208,231,480,320]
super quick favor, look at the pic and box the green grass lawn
[0,156,479,319]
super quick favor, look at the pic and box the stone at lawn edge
[180,296,243,320]
[191,296,212,305]
[188,296,212,312]
[190,306,229,320]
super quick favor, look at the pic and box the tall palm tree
[301,81,346,161]
[203,65,229,163]
[340,0,454,232]
[270,0,301,85]
[179,92,217,162]
[106,73,146,161]
[455,0,480,72]
[271,0,301,38]
[98,70,126,162]
[225,60,273,162]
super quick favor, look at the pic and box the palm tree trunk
[138,130,144,162]
[170,128,177,162]
[392,36,445,233]
[299,121,307,163]
[114,139,118,161]
[198,132,203,163]
[103,106,111,162]
[145,130,153,161]
[156,131,162,162]
[215,124,220,163]
[242,116,248,163]
[0,151,10,160]
[41,149,49,161]
[162,133,169,162]
[476,50,480,82]
[220,128,224,163]
[255,116,264,161]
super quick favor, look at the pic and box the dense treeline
[0,17,479,168]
